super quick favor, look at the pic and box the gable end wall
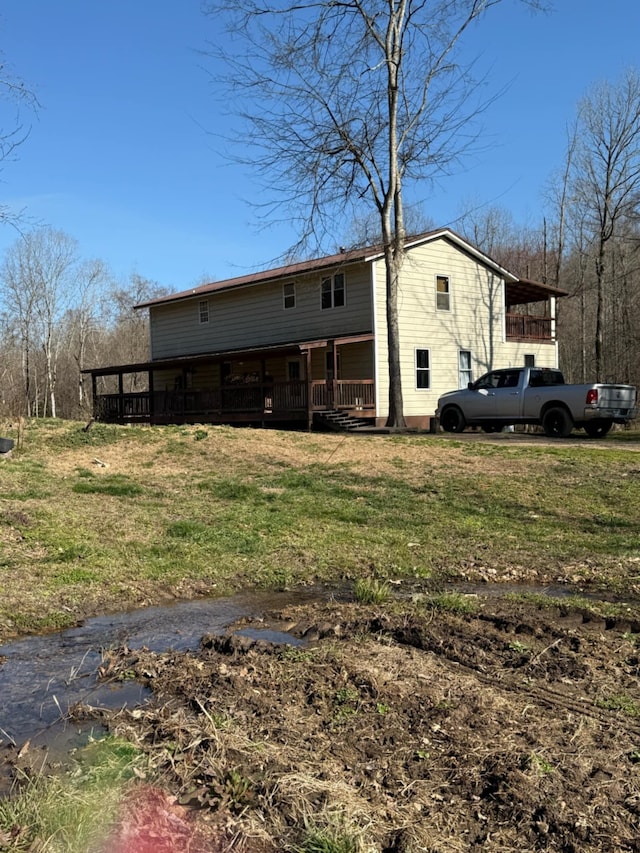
[374,238,557,420]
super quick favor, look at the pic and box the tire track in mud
[378,607,640,741]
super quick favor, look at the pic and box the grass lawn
[0,418,639,640]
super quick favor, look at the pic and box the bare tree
[66,259,109,412]
[0,52,38,227]
[1,229,96,418]
[208,0,547,428]
[93,274,167,393]
[565,69,640,381]
[0,250,38,416]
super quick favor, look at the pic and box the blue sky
[1,1,639,292]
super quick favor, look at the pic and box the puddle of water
[0,588,327,755]
[2,579,632,788]
[237,627,305,645]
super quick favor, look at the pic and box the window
[459,350,472,388]
[198,300,209,324]
[436,275,450,311]
[321,272,345,309]
[287,359,301,381]
[524,354,535,367]
[416,349,430,389]
[283,282,296,310]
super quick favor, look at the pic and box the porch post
[118,372,124,421]
[332,343,339,409]
[327,341,335,410]
[91,374,98,419]
[304,347,313,431]
[148,369,155,422]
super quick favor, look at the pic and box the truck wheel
[583,419,613,438]
[440,406,466,433]
[542,406,573,438]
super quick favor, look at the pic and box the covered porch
[504,278,566,343]
[83,335,375,429]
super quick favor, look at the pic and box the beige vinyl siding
[153,369,182,392]
[149,263,373,360]
[488,341,557,373]
[305,342,373,381]
[398,241,504,417]
[153,363,220,392]
[310,348,326,379]
[190,363,219,390]
[339,342,373,380]
[373,237,557,420]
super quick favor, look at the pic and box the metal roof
[134,228,528,310]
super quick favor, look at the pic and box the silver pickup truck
[436,367,637,438]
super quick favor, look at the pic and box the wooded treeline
[460,69,640,391]
[0,227,166,420]
[1,63,639,421]
[458,204,640,391]
[1,203,637,422]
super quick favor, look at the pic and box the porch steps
[314,410,373,432]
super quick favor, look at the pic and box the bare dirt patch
[76,595,640,852]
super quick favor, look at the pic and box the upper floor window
[416,348,430,389]
[283,282,296,309]
[436,275,450,311]
[459,350,472,388]
[198,300,210,324]
[321,272,345,309]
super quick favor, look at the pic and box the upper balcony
[505,313,553,341]
[504,278,566,343]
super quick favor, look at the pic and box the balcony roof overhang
[506,278,568,306]
[82,333,374,378]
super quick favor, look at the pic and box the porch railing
[96,378,375,424]
[311,380,375,411]
[97,392,151,421]
[506,314,553,341]
[96,380,309,423]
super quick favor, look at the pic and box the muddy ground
[61,593,640,852]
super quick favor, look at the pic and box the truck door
[491,369,523,418]
[466,370,503,420]
[468,370,522,420]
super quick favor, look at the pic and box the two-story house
[85,228,565,430]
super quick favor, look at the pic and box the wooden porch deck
[95,379,376,426]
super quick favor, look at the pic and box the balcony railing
[506,314,553,341]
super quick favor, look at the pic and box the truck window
[497,371,521,388]
[529,369,564,387]
[475,372,500,389]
